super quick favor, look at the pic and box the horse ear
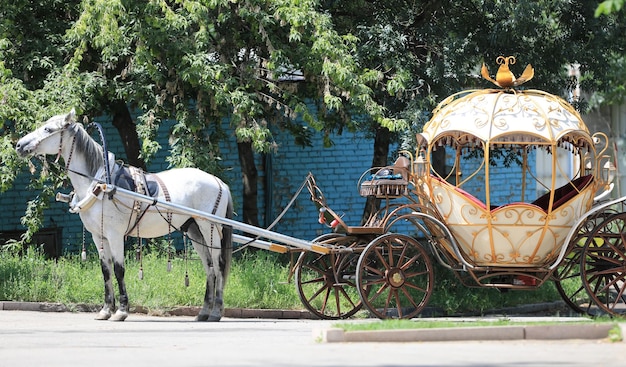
[64,108,76,126]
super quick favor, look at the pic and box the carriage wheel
[580,212,626,316]
[295,234,366,319]
[552,213,611,315]
[553,245,595,315]
[356,233,434,319]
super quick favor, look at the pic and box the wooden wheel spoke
[306,282,330,304]
[302,261,327,276]
[588,265,624,279]
[400,286,422,309]
[569,284,587,300]
[384,288,395,316]
[400,254,420,271]
[336,286,359,309]
[392,290,403,318]
[375,246,391,270]
[301,276,325,286]
[402,280,429,293]
[607,234,626,259]
[398,241,409,264]
[609,283,626,309]
[368,283,390,304]
[599,272,624,294]
[333,287,341,316]
[587,248,623,267]
[555,255,581,278]
[557,270,581,282]
[364,263,385,277]
[318,287,331,314]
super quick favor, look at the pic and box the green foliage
[596,0,625,17]
[3,0,626,251]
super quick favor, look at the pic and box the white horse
[16,109,233,322]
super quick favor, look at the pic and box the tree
[1,0,406,234]
[2,0,626,241]
[321,0,626,221]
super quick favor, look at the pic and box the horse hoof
[110,310,128,322]
[196,313,221,322]
[95,310,112,320]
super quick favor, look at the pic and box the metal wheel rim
[552,213,614,315]
[580,212,626,316]
[294,234,364,319]
[356,233,434,319]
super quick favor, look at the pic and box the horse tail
[220,191,234,283]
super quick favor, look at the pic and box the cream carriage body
[418,88,600,269]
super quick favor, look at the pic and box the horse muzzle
[15,139,36,157]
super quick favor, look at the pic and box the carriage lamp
[602,159,617,185]
[414,153,429,178]
[584,158,592,177]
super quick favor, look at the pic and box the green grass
[0,246,305,311]
[332,318,613,332]
[0,245,569,314]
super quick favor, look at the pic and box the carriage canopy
[415,57,612,268]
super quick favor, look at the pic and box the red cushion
[532,175,593,211]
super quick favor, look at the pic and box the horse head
[16,109,77,157]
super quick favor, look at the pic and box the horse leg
[110,237,129,322]
[187,220,229,322]
[95,240,114,320]
[211,215,233,321]
[200,270,218,322]
[109,261,129,321]
[185,221,215,321]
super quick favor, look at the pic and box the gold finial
[481,56,534,88]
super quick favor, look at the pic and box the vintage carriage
[292,56,624,319]
[17,56,626,321]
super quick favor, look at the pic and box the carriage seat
[531,175,593,212]
[431,174,593,213]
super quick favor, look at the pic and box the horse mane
[70,123,105,177]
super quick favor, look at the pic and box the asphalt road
[1,310,625,367]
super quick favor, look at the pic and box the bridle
[50,124,77,172]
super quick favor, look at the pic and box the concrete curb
[0,301,316,319]
[3,301,623,343]
[313,323,620,343]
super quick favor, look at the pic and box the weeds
[0,245,564,314]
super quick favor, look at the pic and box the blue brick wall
[218,121,376,242]
[444,147,537,205]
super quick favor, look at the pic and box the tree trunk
[237,140,260,228]
[361,125,391,224]
[110,100,146,170]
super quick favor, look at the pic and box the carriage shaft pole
[102,184,328,254]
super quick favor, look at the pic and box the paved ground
[1,309,626,367]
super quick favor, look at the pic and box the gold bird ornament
[481,56,534,88]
